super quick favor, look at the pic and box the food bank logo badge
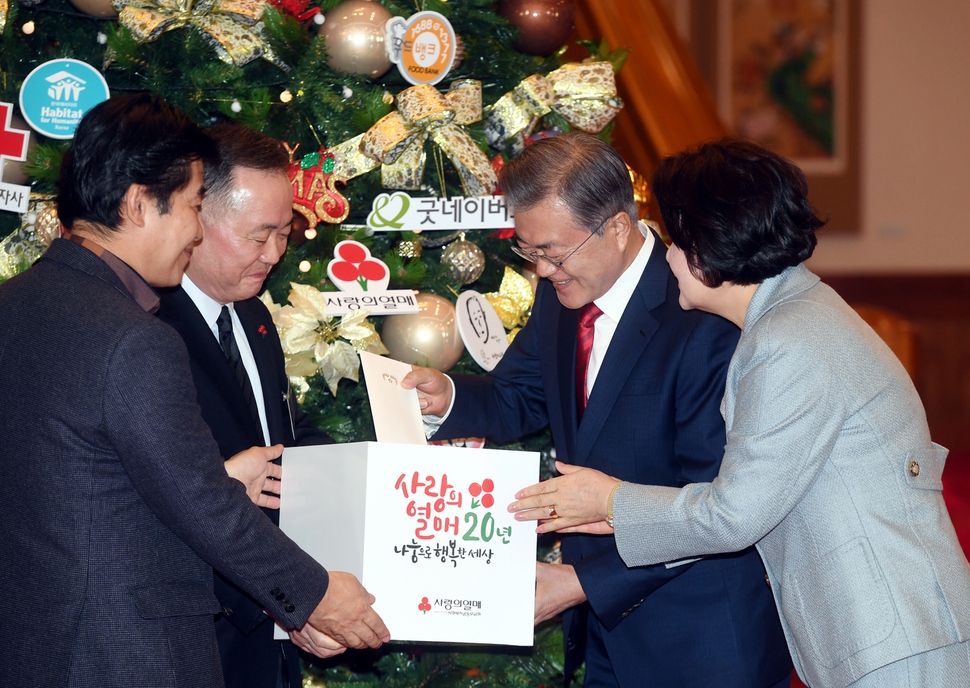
[418,596,431,614]
[19,59,110,140]
[384,11,457,86]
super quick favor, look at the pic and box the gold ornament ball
[381,293,465,372]
[497,0,576,56]
[319,0,393,78]
[0,114,36,186]
[441,239,485,285]
[395,239,422,259]
[66,0,117,17]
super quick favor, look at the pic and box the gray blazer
[611,264,970,688]
[0,239,329,687]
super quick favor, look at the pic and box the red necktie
[575,302,603,419]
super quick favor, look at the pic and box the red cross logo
[0,102,30,170]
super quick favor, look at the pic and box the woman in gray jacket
[509,139,970,688]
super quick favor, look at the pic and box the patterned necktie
[216,305,262,431]
[575,302,604,420]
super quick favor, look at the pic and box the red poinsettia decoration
[267,0,320,22]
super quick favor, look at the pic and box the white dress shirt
[425,221,656,435]
[585,221,655,395]
[181,274,271,445]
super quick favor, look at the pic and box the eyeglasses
[510,217,607,271]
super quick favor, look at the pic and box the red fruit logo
[468,478,494,509]
[327,240,390,292]
[418,596,432,613]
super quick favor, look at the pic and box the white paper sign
[277,442,539,646]
[456,291,508,371]
[0,181,29,213]
[367,192,514,233]
[359,351,426,445]
[323,290,420,316]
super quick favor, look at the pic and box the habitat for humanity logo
[19,59,110,140]
[46,71,86,102]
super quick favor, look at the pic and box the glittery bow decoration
[485,62,623,150]
[113,0,283,68]
[1,195,60,282]
[261,284,388,397]
[0,0,9,35]
[331,79,498,196]
[484,266,534,343]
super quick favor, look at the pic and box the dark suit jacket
[0,239,329,688]
[436,233,792,687]
[159,286,333,688]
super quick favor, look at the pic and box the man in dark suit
[403,133,792,687]
[0,94,388,688]
[158,123,337,688]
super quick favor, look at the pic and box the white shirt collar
[181,273,230,331]
[593,220,656,323]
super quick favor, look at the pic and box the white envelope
[359,350,426,445]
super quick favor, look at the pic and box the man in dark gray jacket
[0,94,388,688]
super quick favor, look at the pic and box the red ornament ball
[497,0,576,56]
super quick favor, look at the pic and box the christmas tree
[1,0,629,684]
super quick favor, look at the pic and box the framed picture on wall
[717,0,847,173]
[712,0,858,231]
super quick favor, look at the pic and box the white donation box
[277,441,539,646]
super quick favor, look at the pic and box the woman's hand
[508,461,620,534]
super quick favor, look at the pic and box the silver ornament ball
[441,239,486,285]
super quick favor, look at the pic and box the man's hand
[535,561,587,625]
[401,365,453,416]
[289,626,346,659]
[225,444,283,508]
[307,571,390,649]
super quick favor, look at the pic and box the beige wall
[807,0,970,274]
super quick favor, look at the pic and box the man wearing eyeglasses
[403,132,792,688]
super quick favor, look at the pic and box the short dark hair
[57,94,214,234]
[653,137,825,287]
[202,123,289,212]
[499,132,638,234]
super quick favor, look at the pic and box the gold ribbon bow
[0,0,8,35]
[485,62,623,149]
[484,266,534,343]
[331,79,498,196]
[113,0,282,68]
